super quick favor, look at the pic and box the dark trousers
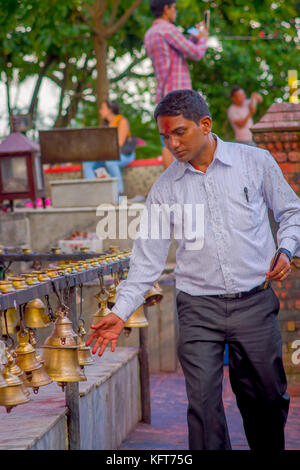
[176,286,290,450]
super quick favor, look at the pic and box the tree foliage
[0,0,299,157]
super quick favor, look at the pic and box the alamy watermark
[95,196,204,251]
[291,340,300,365]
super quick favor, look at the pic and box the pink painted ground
[119,367,300,450]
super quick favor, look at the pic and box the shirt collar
[173,134,232,181]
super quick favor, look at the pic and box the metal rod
[0,260,130,311]
[65,285,81,450]
[138,305,151,424]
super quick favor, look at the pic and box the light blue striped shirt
[112,135,300,322]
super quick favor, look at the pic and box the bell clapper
[124,327,132,337]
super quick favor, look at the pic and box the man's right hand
[85,312,125,357]
[196,22,209,40]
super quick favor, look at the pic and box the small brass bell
[41,309,86,390]
[0,364,30,413]
[88,299,111,335]
[107,285,117,310]
[77,324,94,366]
[144,281,163,307]
[28,329,44,363]
[23,363,52,394]
[0,308,19,335]
[15,330,42,373]
[14,329,51,394]
[5,348,30,398]
[124,304,149,329]
[24,298,51,328]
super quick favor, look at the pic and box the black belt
[209,281,270,300]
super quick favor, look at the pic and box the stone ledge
[0,347,140,450]
[79,347,139,397]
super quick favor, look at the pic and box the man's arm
[227,101,256,128]
[86,183,173,355]
[163,24,208,61]
[262,150,300,258]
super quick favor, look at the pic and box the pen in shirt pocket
[244,187,249,202]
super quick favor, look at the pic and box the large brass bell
[41,308,86,391]
[15,330,51,394]
[0,364,30,413]
[124,304,149,329]
[144,281,163,307]
[77,323,94,366]
[0,308,19,335]
[24,298,51,328]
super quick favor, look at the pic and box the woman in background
[82,100,136,195]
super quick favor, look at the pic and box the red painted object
[43,157,164,174]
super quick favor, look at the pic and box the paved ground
[119,367,300,450]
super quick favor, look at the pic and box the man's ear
[199,116,212,135]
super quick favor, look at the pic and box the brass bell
[88,299,111,335]
[107,285,117,310]
[124,304,149,328]
[144,281,163,307]
[5,348,30,398]
[24,298,51,328]
[0,364,30,413]
[41,309,86,390]
[23,363,52,394]
[28,329,44,363]
[77,324,94,366]
[0,308,19,335]
[15,330,42,373]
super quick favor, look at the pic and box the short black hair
[150,0,175,18]
[154,89,211,124]
[230,85,243,98]
[105,99,119,115]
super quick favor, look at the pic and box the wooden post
[138,305,151,424]
[64,284,81,450]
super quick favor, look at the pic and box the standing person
[86,89,300,450]
[144,0,209,169]
[227,86,263,145]
[82,100,136,195]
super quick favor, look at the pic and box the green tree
[0,0,299,153]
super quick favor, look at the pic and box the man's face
[232,89,246,106]
[165,3,177,23]
[157,114,211,163]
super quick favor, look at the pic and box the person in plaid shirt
[144,0,209,168]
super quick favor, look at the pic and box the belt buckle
[219,293,237,299]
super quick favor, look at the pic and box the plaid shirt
[144,19,207,103]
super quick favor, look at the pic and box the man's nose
[168,135,180,149]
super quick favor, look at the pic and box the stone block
[50,178,119,207]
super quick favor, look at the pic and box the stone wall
[44,164,164,200]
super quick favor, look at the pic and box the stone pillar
[251,102,300,396]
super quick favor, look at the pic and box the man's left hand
[265,253,292,282]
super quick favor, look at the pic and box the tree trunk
[94,35,109,109]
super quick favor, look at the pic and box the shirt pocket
[227,183,263,232]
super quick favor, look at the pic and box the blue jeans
[82,153,135,194]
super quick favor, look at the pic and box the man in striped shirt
[87,90,300,450]
[144,0,208,168]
